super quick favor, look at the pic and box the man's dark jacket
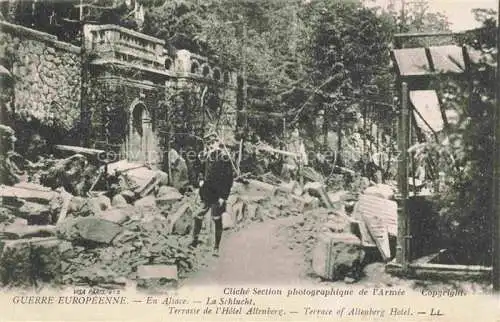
[199,149,234,205]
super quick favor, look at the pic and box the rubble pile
[0,179,205,289]
[57,218,197,287]
[224,179,317,230]
[287,192,365,281]
[0,148,317,289]
[0,143,204,289]
[0,126,399,289]
[287,182,398,282]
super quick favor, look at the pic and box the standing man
[190,140,234,256]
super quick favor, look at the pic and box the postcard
[0,0,498,321]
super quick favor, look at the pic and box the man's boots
[189,216,203,249]
[213,218,223,256]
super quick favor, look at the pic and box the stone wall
[0,21,81,133]
[166,49,238,146]
[83,27,239,172]
[83,70,165,163]
[0,21,238,165]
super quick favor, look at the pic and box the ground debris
[58,217,198,286]
[0,171,321,289]
[56,217,123,245]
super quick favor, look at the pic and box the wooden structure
[387,33,493,279]
[493,2,500,292]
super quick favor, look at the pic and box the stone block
[1,224,57,239]
[134,196,157,214]
[57,217,123,245]
[136,264,178,290]
[157,186,182,199]
[0,185,56,204]
[111,194,128,208]
[99,208,131,225]
[303,195,320,211]
[15,201,50,219]
[312,232,364,281]
[277,180,303,196]
[30,237,63,284]
[166,203,192,235]
[156,186,182,208]
[0,237,63,286]
[137,264,178,280]
[352,194,398,237]
[230,199,247,223]
[95,195,112,211]
[156,171,169,186]
[0,239,32,286]
[68,196,86,214]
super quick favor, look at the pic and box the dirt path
[182,215,317,287]
[180,213,492,294]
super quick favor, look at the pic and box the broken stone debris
[99,207,133,225]
[304,181,334,209]
[165,202,192,235]
[291,178,399,282]
[155,186,183,208]
[111,194,128,208]
[0,237,66,286]
[1,224,57,239]
[57,217,123,245]
[38,154,99,197]
[0,134,400,289]
[0,184,57,204]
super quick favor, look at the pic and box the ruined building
[0,19,238,168]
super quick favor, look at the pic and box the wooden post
[242,22,248,137]
[493,0,500,292]
[337,114,342,161]
[79,1,86,147]
[322,107,328,150]
[282,117,286,149]
[363,103,367,154]
[396,82,410,270]
[410,112,416,196]
[166,100,172,186]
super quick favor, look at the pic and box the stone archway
[128,100,153,163]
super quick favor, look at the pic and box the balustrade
[84,24,232,83]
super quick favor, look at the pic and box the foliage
[408,29,496,265]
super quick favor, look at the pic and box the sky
[370,0,497,31]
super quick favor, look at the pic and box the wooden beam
[394,31,463,39]
[493,0,500,292]
[396,82,410,270]
[54,145,106,156]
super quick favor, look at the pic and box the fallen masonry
[0,135,400,290]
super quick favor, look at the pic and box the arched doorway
[129,101,153,163]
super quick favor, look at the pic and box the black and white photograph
[0,0,499,321]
